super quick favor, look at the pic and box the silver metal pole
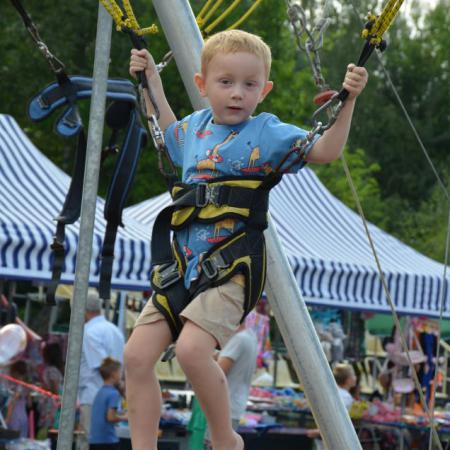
[151,2,361,448]
[56,5,112,450]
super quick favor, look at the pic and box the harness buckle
[201,253,229,280]
[196,183,221,208]
[156,261,181,289]
[50,237,65,254]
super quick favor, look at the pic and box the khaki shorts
[134,279,245,348]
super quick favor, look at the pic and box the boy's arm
[130,49,177,131]
[305,64,368,164]
[106,407,128,423]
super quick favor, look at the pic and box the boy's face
[194,52,273,125]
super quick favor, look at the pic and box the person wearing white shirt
[78,293,125,450]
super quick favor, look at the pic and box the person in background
[39,342,64,435]
[89,357,127,450]
[6,360,31,438]
[78,293,125,450]
[307,363,357,449]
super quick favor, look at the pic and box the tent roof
[125,167,449,318]
[0,114,151,290]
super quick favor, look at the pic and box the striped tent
[125,168,450,318]
[0,114,151,290]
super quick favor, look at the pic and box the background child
[125,29,367,450]
[308,363,357,449]
[89,357,127,450]
[6,360,31,438]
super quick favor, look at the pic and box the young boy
[125,30,367,450]
[89,357,127,450]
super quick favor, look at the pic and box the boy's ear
[194,72,207,97]
[259,81,273,103]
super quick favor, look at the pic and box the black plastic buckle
[196,183,221,208]
[50,237,65,254]
[201,253,228,280]
[157,261,181,289]
[201,258,218,280]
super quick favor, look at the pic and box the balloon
[0,324,27,364]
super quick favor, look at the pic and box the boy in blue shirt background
[125,29,368,450]
[89,357,127,450]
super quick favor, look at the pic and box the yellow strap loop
[226,0,262,30]
[99,0,159,35]
[196,0,263,34]
[196,0,216,27]
[199,0,226,30]
[362,0,405,45]
[204,0,242,34]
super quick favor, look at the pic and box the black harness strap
[150,173,282,340]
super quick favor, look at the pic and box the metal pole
[151,2,361,448]
[56,5,112,450]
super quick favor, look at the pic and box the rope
[374,54,450,201]
[348,6,450,450]
[99,0,158,35]
[204,0,242,34]
[362,0,405,46]
[286,1,444,447]
[196,0,263,35]
[340,155,443,450]
[429,208,450,449]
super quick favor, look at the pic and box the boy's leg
[124,319,172,450]
[176,321,243,450]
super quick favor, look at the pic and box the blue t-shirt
[164,108,317,285]
[89,384,121,444]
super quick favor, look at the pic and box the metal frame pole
[151,1,361,448]
[56,5,112,450]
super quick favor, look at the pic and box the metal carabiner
[311,93,344,133]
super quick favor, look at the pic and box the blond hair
[333,363,355,387]
[202,30,272,78]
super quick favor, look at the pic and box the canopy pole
[151,2,361,449]
[56,5,112,450]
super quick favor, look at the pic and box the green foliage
[313,147,386,226]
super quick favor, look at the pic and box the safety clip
[196,183,221,208]
[156,261,181,289]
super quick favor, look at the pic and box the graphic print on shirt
[174,121,189,148]
[193,131,238,180]
[239,141,274,175]
[208,218,236,244]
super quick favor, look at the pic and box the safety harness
[28,76,147,304]
[150,175,282,340]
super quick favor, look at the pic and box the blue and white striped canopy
[125,167,449,318]
[0,115,151,290]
